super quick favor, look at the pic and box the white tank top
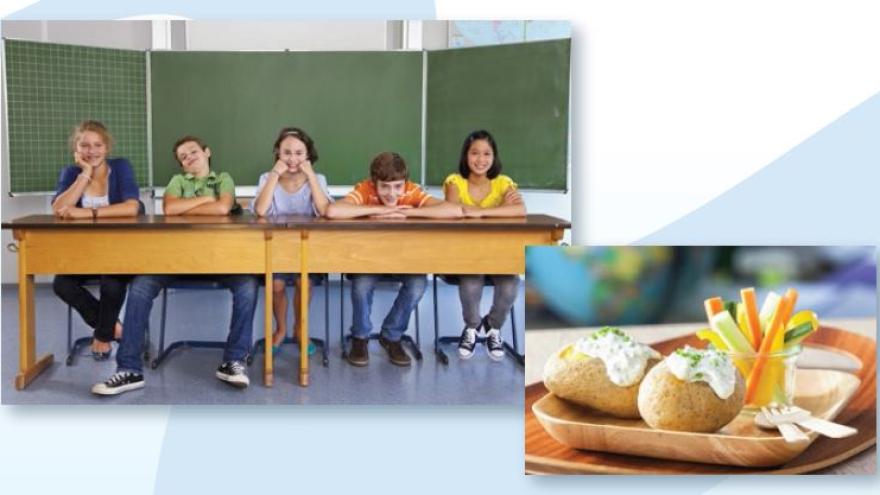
[82,167,111,209]
[81,194,110,208]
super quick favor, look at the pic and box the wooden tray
[525,326,876,474]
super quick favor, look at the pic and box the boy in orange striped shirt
[326,152,462,367]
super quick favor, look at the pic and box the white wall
[0,20,572,283]
[184,21,394,50]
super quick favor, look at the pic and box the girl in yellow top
[443,129,526,360]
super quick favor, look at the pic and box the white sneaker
[91,371,144,396]
[458,327,478,359]
[485,329,505,361]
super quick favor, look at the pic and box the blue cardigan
[52,158,140,207]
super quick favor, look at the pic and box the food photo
[524,246,876,474]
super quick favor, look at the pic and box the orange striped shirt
[345,179,432,207]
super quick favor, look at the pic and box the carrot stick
[741,288,762,352]
[704,297,724,322]
[745,288,798,403]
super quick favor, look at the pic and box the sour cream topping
[666,346,736,399]
[574,327,661,387]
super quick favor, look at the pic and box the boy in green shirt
[92,136,257,395]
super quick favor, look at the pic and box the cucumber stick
[711,311,753,353]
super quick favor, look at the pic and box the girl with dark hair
[443,129,526,360]
[251,127,332,355]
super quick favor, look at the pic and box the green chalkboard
[425,39,570,190]
[3,39,148,193]
[150,51,423,188]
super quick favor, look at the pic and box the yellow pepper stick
[745,288,798,404]
[696,328,728,350]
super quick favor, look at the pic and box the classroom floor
[1,279,525,405]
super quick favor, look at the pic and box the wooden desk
[3,214,569,390]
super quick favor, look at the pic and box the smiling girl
[251,127,332,355]
[443,129,525,361]
[51,120,140,359]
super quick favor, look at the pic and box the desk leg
[14,231,53,390]
[299,231,309,387]
[264,232,274,387]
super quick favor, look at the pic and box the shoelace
[461,329,477,346]
[227,361,245,374]
[107,372,132,386]
[487,332,503,349]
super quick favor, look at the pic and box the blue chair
[338,274,423,362]
[247,274,331,367]
[431,274,523,366]
[64,278,150,365]
[149,278,237,369]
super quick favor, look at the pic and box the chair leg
[407,305,423,361]
[339,273,347,359]
[432,275,448,365]
[66,305,74,365]
[503,307,524,366]
[150,287,169,369]
[323,275,330,367]
[65,305,94,366]
[143,323,151,362]
[246,285,265,366]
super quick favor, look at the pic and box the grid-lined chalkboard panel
[4,39,148,193]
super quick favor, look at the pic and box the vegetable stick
[745,288,798,403]
[696,328,728,350]
[735,303,753,349]
[758,291,781,335]
[712,311,752,353]
[741,288,763,352]
[704,297,724,322]
[784,310,819,347]
[772,289,797,351]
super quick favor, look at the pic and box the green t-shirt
[165,171,235,199]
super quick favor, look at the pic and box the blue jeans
[116,274,259,374]
[349,274,426,342]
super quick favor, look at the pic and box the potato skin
[637,361,745,432]
[543,344,659,418]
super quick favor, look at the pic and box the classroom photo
[523,245,877,474]
[0,20,572,405]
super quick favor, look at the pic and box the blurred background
[525,246,877,329]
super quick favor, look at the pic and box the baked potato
[543,328,660,418]
[637,348,745,432]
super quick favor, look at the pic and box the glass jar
[726,345,802,409]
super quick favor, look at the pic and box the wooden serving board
[525,326,876,474]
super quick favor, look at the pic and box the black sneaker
[347,337,369,367]
[379,336,412,367]
[457,327,478,359]
[485,329,505,361]
[91,371,144,396]
[216,360,249,388]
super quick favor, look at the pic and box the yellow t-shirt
[443,173,517,208]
